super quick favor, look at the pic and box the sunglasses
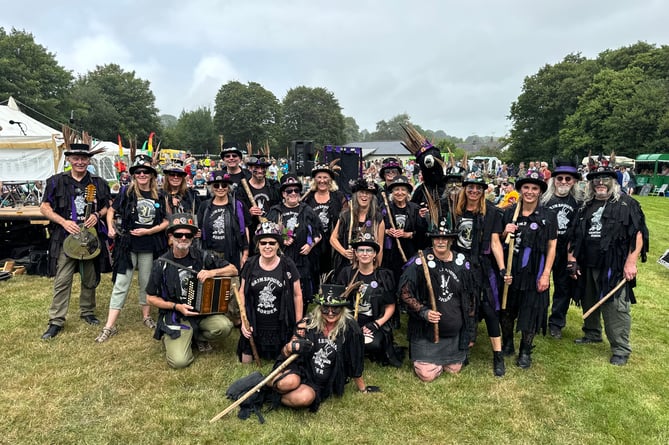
[356,248,375,254]
[555,176,574,182]
[592,177,613,185]
[465,185,483,192]
[320,306,342,315]
[212,183,229,189]
[284,188,301,195]
[167,172,185,177]
[259,240,278,246]
[172,232,194,239]
[501,182,510,186]
[134,169,151,175]
[224,154,239,159]
[248,157,268,165]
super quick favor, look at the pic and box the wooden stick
[232,285,261,367]
[241,178,268,223]
[381,191,408,263]
[209,354,299,423]
[502,202,522,310]
[582,278,627,320]
[418,250,439,343]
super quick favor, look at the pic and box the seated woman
[336,236,403,367]
[269,284,379,412]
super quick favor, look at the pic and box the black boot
[516,342,532,369]
[502,337,515,357]
[493,351,506,377]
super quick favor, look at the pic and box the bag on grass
[226,371,267,423]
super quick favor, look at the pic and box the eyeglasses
[167,172,185,178]
[592,177,613,186]
[284,188,300,195]
[356,248,375,254]
[555,176,574,182]
[259,240,278,246]
[248,157,268,165]
[320,306,342,315]
[212,183,228,189]
[224,154,239,159]
[465,185,483,192]
[501,182,509,187]
[172,232,194,239]
[134,169,151,175]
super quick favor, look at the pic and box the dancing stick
[381,191,408,263]
[232,285,261,367]
[418,250,439,343]
[502,201,522,310]
[241,178,268,223]
[582,278,627,320]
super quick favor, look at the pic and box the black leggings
[479,299,501,337]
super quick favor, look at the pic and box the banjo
[63,184,101,260]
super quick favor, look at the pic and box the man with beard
[568,166,648,366]
[146,214,237,368]
[541,160,582,339]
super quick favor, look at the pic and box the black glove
[364,321,380,333]
[567,261,580,276]
[363,385,381,393]
[289,338,314,355]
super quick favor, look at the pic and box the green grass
[2,196,669,444]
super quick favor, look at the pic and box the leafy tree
[160,114,178,129]
[170,107,218,155]
[0,27,72,125]
[213,81,281,154]
[370,113,413,140]
[507,53,599,163]
[281,86,345,147]
[70,64,160,142]
[343,116,360,143]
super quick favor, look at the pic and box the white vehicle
[468,156,502,175]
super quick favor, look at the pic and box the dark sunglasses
[555,175,574,182]
[248,157,268,165]
[284,188,301,195]
[501,182,510,186]
[212,183,229,189]
[259,240,278,246]
[320,306,342,315]
[172,232,194,239]
[167,172,185,177]
[224,153,239,159]
[134,169,151,175]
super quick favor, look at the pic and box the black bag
[27,250,49,276]
[225,371,267,423]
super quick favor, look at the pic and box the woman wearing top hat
[500,171,557,369]
[97,155,168,342]
[302,160,348,287]
[237,221,303,363]
[269,283,379,412]
[330,177,385,278]
[453,173,507,376]
[336,236,403,367]
[266,174,322,308]
[399,219,477,381]
[162,163,201,217]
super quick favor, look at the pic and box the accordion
[183,276,232,314]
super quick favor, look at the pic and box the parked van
[634,153,669,189]
[469,156,502,175]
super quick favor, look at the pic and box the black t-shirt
[248,182,273,216]
[145,253,198,299]
[455,210,475,252]
[305,328,337,386]
[246,259,299,329]
[393,205,409,230]
[311,200,332,234]
[203,203,231,252]
[113,189,163,252]
[435,260,464,337]
[584,200,607,267]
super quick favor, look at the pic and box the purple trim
[488,268,500,311]
[521,247,531,268]
[537,254,545,282]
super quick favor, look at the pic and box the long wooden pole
[582,278,627,320]
[241,178,268,223]
[501,202,522,310]
[418,250,439,343]
[232,285,261,367]
[209,354,299,423]
[381,191,408,263]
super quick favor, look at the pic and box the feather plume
[462,152,468,171]
[341,281,364,301]
[130,137,137,162]
[609,150,616,167]
[320,270,334,285]
[246,141,253,157]
[328,158,342,174]
[264,140,271,158]
[423,188,440,231]
[152,139,162,165]
[400,124,431,155]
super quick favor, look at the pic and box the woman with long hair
[453,174,507,376]
[96,156,168,342]
[336,237,402,367]
[237,221,303,363]
[162,163,200,216]
[330,177,385,277]
[269,284,378,412]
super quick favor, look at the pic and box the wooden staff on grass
[241,178,268,223]
[209,354,299,423]
[502,201,522,310]
[381,191,408,263]
[232,285,261,367]
[582,278,627,320]
[418,250,439,343]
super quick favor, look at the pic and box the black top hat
[166,213,198,235]
[220,142,243,159]
[515,171,547,193]
[207,170,234,184]
[280,174,303,192]
[427,218,458,238]
[351,177,379,194]
[129,155,157,176]
[552,158,581,180]
[380,157,403,177]
[254,221,283,242]
[162,163,187,176]
[314,284,349,307]
[350,233,381,253]
[311,159,341,179]
[586,165,617,181]
[64,143,95,157]
[386,175,413,193]
[462,172,487,188]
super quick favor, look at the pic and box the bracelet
[172,302,177,311]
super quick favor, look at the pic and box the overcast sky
[3,0,668,138]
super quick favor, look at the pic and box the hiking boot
[196,341,213,353]
[516,343,532,369]
[95,326,118,343]
[41,324,62,340]
[610,355,629,366]
[80,315,100,325]
[493,351,506,377]
[549,326,562,339]
[502,338,515,357]
[574,337,602,344]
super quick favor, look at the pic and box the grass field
[2,196,668,445]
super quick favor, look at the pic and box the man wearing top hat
[220,142,251,192]
[40,143,111,339]
[567,166,648,366]
[541,159,583,339]
[236,155,281,245]
[146,213,237,368]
